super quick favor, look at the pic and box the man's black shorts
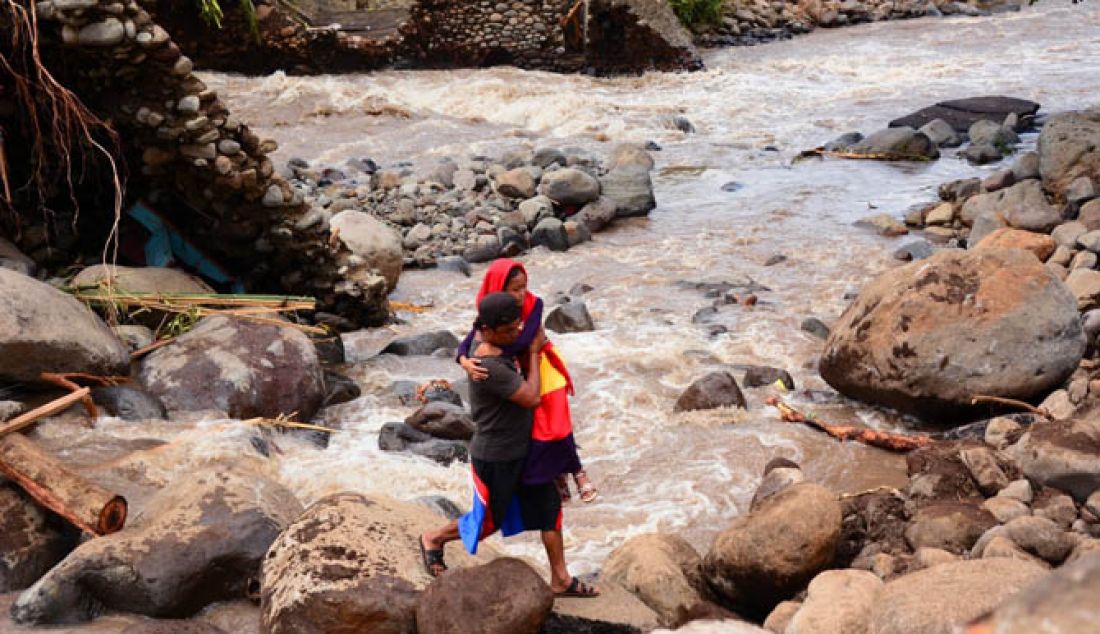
[474,457,561,532]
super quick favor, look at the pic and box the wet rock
[939,177,981,202]
[784,569,882,634]
[889,96,1040,133]
[112,325,156,352]
[260,492,420,634]
[919,118,962,147]
[751,465,804,511]
[416,558,552,634]
[91,386,168,421]
[823,132,863,152]
[405,401,474,441]
[601,167,656,218]
[869,558,1047,634]
[703,482,841,616]
[0,269,129,383]
[800,317,830,340]
[545,301,595,333]
[72,264,213,294]
[435,255,471,277]
[963,143,1004,165]
[847,127,939,160]
[961,180,1060,236]
[538,168,600,206]
[893,240,934,262]
[721,181,744,193]
[13,466,302,624]
[904,502,997,554]
[531,217,570,252]
[607,144,654,171]
[1008,415,1100,502]
[421,382,462,407]
[742,366,795,390]
[533,147,568,168]
[329,210,404,291]
[575,197,618,232]
[322,371,360,407]
[518,195,555,228]
[819,249,1085,420]
[0,484,74,593]
[603,533,706,626]
[381,330,459,356]
[857,213,909,236]
[0,236,37,276]
[1039,107,1100,198]
[975,552,1100,633]
[139,316,325,420]
[969,119,1020,149]
[674,372,746,412]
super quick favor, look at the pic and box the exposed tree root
[766,396,935,452]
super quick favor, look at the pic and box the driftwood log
[766,396,934,452]
[0,433,127,535]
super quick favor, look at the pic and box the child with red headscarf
[456,258,598,503]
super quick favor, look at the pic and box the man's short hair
[477,292,521,329]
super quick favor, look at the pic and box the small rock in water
[721,181,744,193]
[436,255,471,277]
[743,366,796,390]
[801,317,831,340]
[764,254,788,266]
[963,144,1004,165]
[824,132,864,152]
[673,115,695,134]
[91,386,167,421]
[857,213,909,237]
[645,141,663,151]
[380,331,460,356]
[569,283,594,296]
[894,240,934,261]
[675,372,746,412]
[546,301,595,333]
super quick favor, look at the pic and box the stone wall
[3,0,392,325]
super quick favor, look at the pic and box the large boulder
[868,558,1048,634]
[416,558,553,634]
[260,492,420,634]
[0,268,129,383]
[607,144,655,171]
[601,167,656,218]
[71,264,213,293]
[603,533,707,626]
[1039,108,1100,198]
[674,372,746,412]
[329,210,404,291]
[405,401,474,440]
[819,249,1085,420]
[973,228,1056,262]
[785,569,882,634]
[1008,414,1100,502]
[960,180,1060,238]
[381,330,460,356]
[138,316,325,420]
[889,96,1040,132]
[545,301,596,333]
[538,168,601,206]
[12,466,303,624]
[0,484,75,592]
[847,128,939,160]
[973,553,1100,633]
[703,482,842,615]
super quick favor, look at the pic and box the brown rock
[416,558,553,634]
[785,569,882,634]
[974,228,1055,262]
[0,485,73,592]
[904,502,997,554]
[973,553,1100,634]
[674,372,746,412]
[603,533,705,626]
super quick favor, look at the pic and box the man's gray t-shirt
[468,354,533,462]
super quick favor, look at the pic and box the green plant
[669,0,724,27]
[195,0,262,42]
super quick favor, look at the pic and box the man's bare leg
[542,530,599,595]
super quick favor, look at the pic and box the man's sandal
[555,576,600,598]
[419,537,447,578]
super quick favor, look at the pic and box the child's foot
[555,475,572,504]
[574,469,598,503]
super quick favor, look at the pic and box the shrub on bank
[670,0,723,28]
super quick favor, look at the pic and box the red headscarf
[475,258,537,320]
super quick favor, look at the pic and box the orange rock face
[974,228,1056,262]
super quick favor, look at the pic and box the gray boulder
[674,372,746,412]
[960,180,1060,233]
[12,466,303,624]
[919,119,962,147]
[381,330,460,356]
[91,386,167,421]
[601,167,656,217]
[0,237,36,277]
[531,218,570,252]
[703,482,841,615]
[1008,415,1100,502]
[260,492,420,634]
[138,316,325,420]
[607,144,655,171]
[868,558,1048,634]
[575,197,618,232]
[538,168,600,206]
[819,249,1085,420]
[545,301,595,333]
[1039,107,1100,198]
[969,119,1020,149]
[0,268,129,383]
[848,128,939,160]
[405,401,474,440]
[329,210,404,292]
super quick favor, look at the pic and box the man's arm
[509,329,545,409]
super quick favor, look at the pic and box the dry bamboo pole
[0,433,127,535]
[0,388,90,438]
[765,396,934,453]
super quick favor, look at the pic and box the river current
[117,4,1100,577]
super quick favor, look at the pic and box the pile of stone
[695,0,1005,48]
[284,143,657,268]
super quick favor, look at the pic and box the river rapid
[181,5,1100,574]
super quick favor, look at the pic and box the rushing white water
[199,4,1100,573]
